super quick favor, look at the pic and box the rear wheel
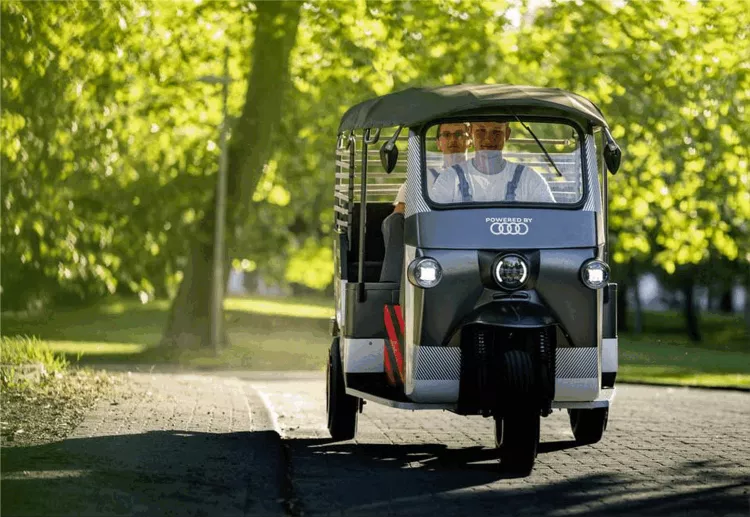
[497,350,539,476]
[326,338,359,441]
[569,408,608,445]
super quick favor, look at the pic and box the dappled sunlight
[47,341,146,356]
[224,296,333,320]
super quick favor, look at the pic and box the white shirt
[393,152,467,206]
[429,151,555,204]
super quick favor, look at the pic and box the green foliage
[517,0,749,272]
[1,0,747,302]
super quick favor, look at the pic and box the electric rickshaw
[327,84,622,475]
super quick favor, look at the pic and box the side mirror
[380,143,399,173]
[379,126,402,174]
[603,127,621,174]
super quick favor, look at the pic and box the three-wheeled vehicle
[327,84,622,474]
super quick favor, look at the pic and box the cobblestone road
[2,371,749,517]
[252,373,750,517]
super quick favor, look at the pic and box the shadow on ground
[4,432,749,517]
[285,438,750,517]
[2,430,284,517]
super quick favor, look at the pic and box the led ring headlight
[493,254,529,290]
[407,257,442,288]
[580,259,610,289]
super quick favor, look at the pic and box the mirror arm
[603,127,620,175]
[383,126,402,151]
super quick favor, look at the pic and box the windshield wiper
[513,115,563,177]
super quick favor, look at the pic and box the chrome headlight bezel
[407,257,443,289]
[492,253,529,290]
[580,259,610,289]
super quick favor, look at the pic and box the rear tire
[326,338,359,441]
[498,350,539,476]
[568,408,608,445]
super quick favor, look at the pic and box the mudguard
[453,299,557,333]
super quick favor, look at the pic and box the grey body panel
[405,209,597,250]
[413,247,597,350]
[343,282,399,339]
[536,248,598,348]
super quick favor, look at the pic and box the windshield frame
[420,115,591,211]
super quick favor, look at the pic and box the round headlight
[407,257,442,288]
[493,254,528,290]
[581,260,610,289]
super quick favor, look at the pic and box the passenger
[430,121,555,204]
[392,122,470,214]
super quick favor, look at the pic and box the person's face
[436,123,469,154]
[470,122,511,151]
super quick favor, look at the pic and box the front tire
[497,350,539,475]
[569,408,608,445]
[326,338,359,441]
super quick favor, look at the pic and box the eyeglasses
[438,130,467,139]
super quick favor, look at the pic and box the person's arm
[429,168,458,203]
[392,183,406,213]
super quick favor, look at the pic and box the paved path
[2,371,749,517]
[251,373,750,517]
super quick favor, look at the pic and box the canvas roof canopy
[338,84,609,132]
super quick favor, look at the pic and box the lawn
[1,296,333,371]
[2,296,748,388]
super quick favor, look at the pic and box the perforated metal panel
[583,134,601,212]
[556,347,598,378]
[406,129,431,216]
[414,346,461,380]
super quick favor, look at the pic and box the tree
[161,1,301,348]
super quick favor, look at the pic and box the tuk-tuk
[327,84,622,475]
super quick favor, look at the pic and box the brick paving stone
[253,375,750,517]
[2,373,286,517]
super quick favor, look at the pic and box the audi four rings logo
[490,222,529,235]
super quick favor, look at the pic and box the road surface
[2,371,749,516]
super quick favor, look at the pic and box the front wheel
[499,410,540,476]
[326,338,359,441]
[569,408,608,445]
[497,350,539,476]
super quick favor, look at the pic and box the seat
[379,212,405,283]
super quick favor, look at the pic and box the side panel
[403,244,421,397]
[343,282,399,338]
[555,348,599,401]
[602,283,618,386]
[343,337,385,374]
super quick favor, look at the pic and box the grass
[1,295,333,371]
[1,295,748,388]
[0,336,117,447]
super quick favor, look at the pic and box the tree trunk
[683,279,702,342]
[719,288,733,313]
[617,281,629,333]
[161,1,301,348]
[633,274,643,334]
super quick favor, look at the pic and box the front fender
[456,299,557,332]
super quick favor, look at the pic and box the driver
[430,121,555,204]
[392,122,470,214]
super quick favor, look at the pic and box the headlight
[493,254,528,290]
[407,257,442,288]
[580,259,610,289]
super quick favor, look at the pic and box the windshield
[424,119,584,206]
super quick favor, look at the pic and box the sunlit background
[2,0,748,388]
